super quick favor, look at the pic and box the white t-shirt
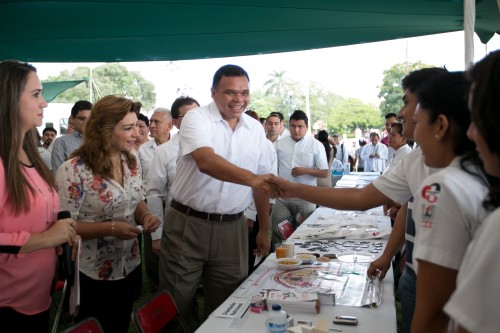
[384,144,412,174]
[444,208,500,333]
[171,101,273,214]
[373,147,439,271]
[361,143,388,172]
[413,157,489,272]
[373,147,436,205]
[274,135,329,186]
[146,134,179,240]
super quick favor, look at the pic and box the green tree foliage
[248,90,281,116]
[326,98,382,134]
[300,82,343,127]
[46,64,157,111]
[252,75,382,136]
[377,61,435,117]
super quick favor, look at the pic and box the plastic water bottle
[332,164,344,176]
[344,162,351,174]
[267,304,287,333]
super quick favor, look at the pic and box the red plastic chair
[132,289,189,333]
[277,219,294,240]
[60,317,103,333]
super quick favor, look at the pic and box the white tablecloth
[196,206,397,333]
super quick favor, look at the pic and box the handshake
[252,174,292,198]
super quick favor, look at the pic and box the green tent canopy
[41,80,87,102]
[0,0,499,62]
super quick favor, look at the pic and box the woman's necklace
[24,168,56,224]
[113,159,124,185]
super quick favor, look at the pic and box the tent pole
[464,0,475,69]
[89,68,93,102]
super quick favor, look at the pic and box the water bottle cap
[271,304,281,311]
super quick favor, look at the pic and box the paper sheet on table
[213,299,250,319]
[293,212,392,240]
[234,261,382,308]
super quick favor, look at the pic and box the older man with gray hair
[137,107,173,296]
[137,107,173,186]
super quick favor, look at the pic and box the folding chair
[60,317,103,333]
[132,289,189,333]
[277,219,294,240]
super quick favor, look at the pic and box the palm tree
[264,70,289,97]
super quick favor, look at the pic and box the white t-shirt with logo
[413,157,489,272]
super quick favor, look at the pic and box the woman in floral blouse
[56,95,160,333]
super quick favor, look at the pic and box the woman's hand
[46,218,77,247]
[142,214,160,233]
[21,218,77,254]
[56,235,82,260]
[112,221,141,240]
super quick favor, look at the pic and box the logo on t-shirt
[420,183,441,228]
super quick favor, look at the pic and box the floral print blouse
[56,155,144,281]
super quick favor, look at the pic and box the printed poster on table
[234,260,382,308]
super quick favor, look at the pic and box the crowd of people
[1,50,499,333]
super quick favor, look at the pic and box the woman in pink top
[0,60,78,332]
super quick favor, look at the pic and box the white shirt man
[158,65,274,324]
[270,110,329,245]
[265,112,289,143]
[137,108,173,189]
[361,132,388,172]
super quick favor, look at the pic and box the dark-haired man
[382,112,398,160]
[41,127,57,149]
[270,110,328,246]
[158,65,274,325]
[39,127,57,170]
[265,112,289,143]
[51,100,92,173]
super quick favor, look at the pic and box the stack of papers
[266,291,320,314]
